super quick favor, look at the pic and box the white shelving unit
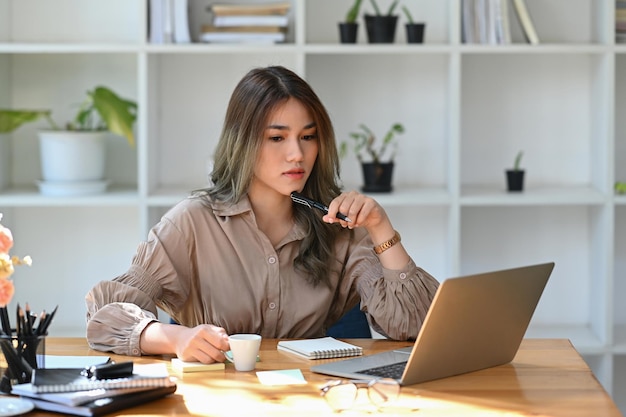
[0,0,625,410]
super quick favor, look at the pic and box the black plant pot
[361,162,394,193]
[338,22,358,44]
[406,23,425,43]
[364,15,398,44]
[506,170,525,192]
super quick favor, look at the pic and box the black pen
[290,192,352,222]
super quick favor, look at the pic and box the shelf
[0,186,139,206]
[342,185,451,206]
[460,186,607,206]
[0,43,141,54]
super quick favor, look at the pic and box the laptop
[311,262,554,385]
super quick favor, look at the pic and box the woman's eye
[302,134,318,141]
[269,136,283,142]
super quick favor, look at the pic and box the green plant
[369,0,399,16]
[401,5,414,23]
[0,86,137,146]
[513,151,523,171]
[345,0,364,23]
[340,123,405,164]
[616,181,626,194]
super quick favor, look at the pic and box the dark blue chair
[326,305,371,338]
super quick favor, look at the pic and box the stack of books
[617,1,626,43]
[11,363,177,416]
[200,1,290,44]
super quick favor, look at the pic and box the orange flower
[0,222,13,254]
[0,277,15,307]
[0,213,31,306]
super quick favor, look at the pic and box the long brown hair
[195,66,346,287]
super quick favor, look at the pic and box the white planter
[37,131,109,196]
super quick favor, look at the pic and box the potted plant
[402,5,425,44]
[0,86,137,196]
[364,0,400,44]
[506,151,525,192]
[339,0,363,44]
[340,122,405,192]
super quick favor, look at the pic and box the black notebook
[25,384,177,417]
[31,363,175,393]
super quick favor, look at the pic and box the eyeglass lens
[367,378,400,407]
[321,378,399,411]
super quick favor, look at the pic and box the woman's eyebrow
[266,122,316,130]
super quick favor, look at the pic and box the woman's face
[250,98,319,199]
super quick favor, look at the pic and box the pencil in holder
[0,333,46,391]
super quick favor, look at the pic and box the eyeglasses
[319,378,400,411]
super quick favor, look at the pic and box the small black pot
[362,162,394,193]
[364,15,398,44]
[406,23,425,43]
[338,22,358,44]
[506,170,525,192]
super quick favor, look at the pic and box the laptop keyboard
[356,361,408,379]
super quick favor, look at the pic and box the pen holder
[0,333,46,391]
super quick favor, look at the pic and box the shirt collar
[210,194,308,241]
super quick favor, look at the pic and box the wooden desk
[23,338,623,416]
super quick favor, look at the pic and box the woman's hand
[325,190,389,231]
[173,324,230,363]
[140,322,230,363]
[326,190,410,269]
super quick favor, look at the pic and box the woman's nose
[286,138,304,161]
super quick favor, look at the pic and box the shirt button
[132,348,140,355]
[268,256,277,264]
[399,272,407,280]
[269,302,276,310]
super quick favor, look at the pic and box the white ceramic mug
[228,334,262,371]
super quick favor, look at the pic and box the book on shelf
[30,363,175,394]
[616,0,626,43]
[210,2,291,16]
[201,24,286,33]
[212,14,289,28]
[512,0,539,44]
[199,31,286,44]
[149,0,165,43]
[19,385,177,417]
[461,0,510,45]
[149,0,191,44]
[172,0,191,43]
[492,0,511,44]
[277,337,363,360]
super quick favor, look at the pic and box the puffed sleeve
[345,232,439,340]
[85,209,195,356]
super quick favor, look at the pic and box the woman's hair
[194,65,345,287]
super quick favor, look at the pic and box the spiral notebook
[31,363,175,393]
[277,337,363,360]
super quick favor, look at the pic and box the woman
[85,66,439,363]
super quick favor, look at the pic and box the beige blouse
[85,195,440,356]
